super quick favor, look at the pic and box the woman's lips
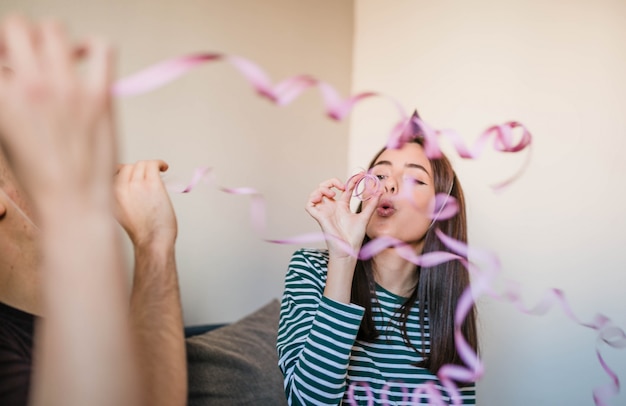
[376,199,396,217]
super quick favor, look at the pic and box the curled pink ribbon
[340,225,625,406]
[114,52,623,405]
[351,172,381,201]
[169,155,624,406]
[113,53,407,122]
[390,115,533,192]
[114,52,531,190]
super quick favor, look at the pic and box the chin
[368,228,429,247]
[366,230,402,244]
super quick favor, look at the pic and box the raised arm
[305,175,380,303]
[277,249,365,406]
[277,175,381,405]
[114,159,186,406]
[0,16,142,406]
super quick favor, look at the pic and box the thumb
[359,191,381,222]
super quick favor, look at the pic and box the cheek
[2,187,36,222]
[405,190,435,213]
[397,196,436,231]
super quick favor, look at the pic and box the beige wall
[0,0,354,324]
[4,0,625,403]
[351,0,626,404]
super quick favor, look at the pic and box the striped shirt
[277,249,476,405]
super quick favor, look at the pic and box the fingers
[115,160,170,182]
[156,160,169,172]
[0,16,121,210]
[308,189,334,206]
[82,37,113,102]
[40,20,72,87]
[0,15,40,77]
[359,188,382,220]
[308,178,344,206]
[1,17,81,86]
[0,16,109,95]
[341,173,365,205]
[82,37,116,178]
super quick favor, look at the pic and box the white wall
[0,0,354,325]
[351,0,626,404]
[4,1,625,404]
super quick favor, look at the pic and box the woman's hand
[305,173,381,259]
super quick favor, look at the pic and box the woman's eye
[375,174,387,180]
[404,177,426,186]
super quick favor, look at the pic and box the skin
[115,159,186,406]
[306,142,436,302]
[0,159,41,315]
[0,15,185,406]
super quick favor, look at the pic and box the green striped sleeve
[277,249,364,406]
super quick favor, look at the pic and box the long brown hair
[351,136,478,378]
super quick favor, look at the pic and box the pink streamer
[351,172,381,202]
[433,228,626,406]
[114,52,624,405]
[114,52,531,190]
[411,382,448,406]
[113,54,222,95]
[170,166,213,193]
[114,53,407,125]
[341,224,626,405]
[169,145,624,406]
[391,116,532,192]
[219,186,267,234]
[347,381,375,406]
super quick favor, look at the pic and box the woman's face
[365,142,436,251]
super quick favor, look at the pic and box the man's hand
[0,16,143,406]
[117,160,186,406]
[0,16,116,212]
[114,160,177,250]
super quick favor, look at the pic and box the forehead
[373,143,432,171]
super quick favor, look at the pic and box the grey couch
[185,299,288,406]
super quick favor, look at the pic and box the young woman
[277,132,478,405]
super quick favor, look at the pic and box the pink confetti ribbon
[219,186,266,234]
[390,115,533,192]
[114,52,623,404]
[114,52,531,190]
[113,53,407,123]
[434,229,626,406]
[170,160,624,406]
[167,166,213,193]
[341,226,625,405]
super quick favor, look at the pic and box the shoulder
[285,248,329,285]
[290,248,328,267]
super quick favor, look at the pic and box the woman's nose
[384,177,397,194]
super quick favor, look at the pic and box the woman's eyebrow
[405,163,431,177]
[373,160,431,177]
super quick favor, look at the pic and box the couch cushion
[186,299,287,406]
